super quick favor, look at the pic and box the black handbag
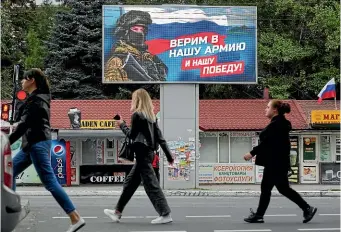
[118,136,134,162]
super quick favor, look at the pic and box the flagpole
[334,96,338,110]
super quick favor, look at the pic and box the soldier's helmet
[114,10,152,40]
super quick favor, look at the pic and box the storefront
[304,110,340,185]
[199,131,259,184]
[58,121,133,185]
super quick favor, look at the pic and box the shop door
[300,136,319,183]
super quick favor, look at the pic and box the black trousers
[256,168,310,216]
[154,167,160,183]
[116,144,171,216]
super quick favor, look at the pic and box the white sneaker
[104,209,121,222]
[151,214,173,224]
[66,217,85,232]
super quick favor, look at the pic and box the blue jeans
[12,140,76,214]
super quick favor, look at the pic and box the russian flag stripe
[317,78,336,102]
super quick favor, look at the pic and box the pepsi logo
[53,145,64,156]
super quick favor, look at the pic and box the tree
[200,0,340,99]
[1,0,61,99]
[1,0,34,99]
[45,0,112,99]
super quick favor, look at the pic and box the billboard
[102,5,257,84]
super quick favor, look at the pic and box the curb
[17,190,340,197]
[19,200,30,222]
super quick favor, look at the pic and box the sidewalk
[16,184,340,197]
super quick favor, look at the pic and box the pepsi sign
[53,144,65,157]
[50,140,67,185]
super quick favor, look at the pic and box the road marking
[319,214,341,216]
[215,230,272,232]
[130,231,186,232]
[265,214,297,217]
[122,216,145,219]
[186,215,231,218]
[122,216,158,219]
[298,229,341,231]
[52,216,98,219]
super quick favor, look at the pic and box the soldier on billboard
[104,10,168,82]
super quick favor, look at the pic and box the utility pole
[9,65,20,134]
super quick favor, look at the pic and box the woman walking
[104,88,174,224]
[243,100,317,224]
[10,69,85,232]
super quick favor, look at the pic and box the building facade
[1,99,339,186]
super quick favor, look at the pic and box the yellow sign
[80,120,117,129]
[311,110,340,124]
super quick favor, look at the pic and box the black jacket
[9,90,51,150]
[120,112,174,163]
[250,114,291,171]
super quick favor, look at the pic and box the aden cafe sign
[311,110,340,128]
[80,120,118,129]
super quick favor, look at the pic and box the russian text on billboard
[103,6,257,83]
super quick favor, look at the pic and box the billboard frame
[102,4,258,84]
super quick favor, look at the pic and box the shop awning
[58,129,125,138]
[310,123,340,129]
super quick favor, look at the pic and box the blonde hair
[131,88,156,122]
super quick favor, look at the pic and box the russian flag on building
[317,78,336,103]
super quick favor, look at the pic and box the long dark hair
[23,68,51,94]
[271,100,291,115]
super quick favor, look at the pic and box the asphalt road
[13,196,340,232]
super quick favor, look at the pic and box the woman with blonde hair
[104,88,174,224]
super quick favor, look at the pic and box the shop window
[320,135,332,162]
[105,139,115,164]
[82,139,97,164]
[336,137,340,162]
[219,134,229,163]
[199,136,218,163]
[106,139,114,149]
[230,137,252,163]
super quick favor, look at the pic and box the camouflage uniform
[104,10,168,82]
[104,40,167,82]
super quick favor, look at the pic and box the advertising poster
[11,137,41,184]
[199,163,255,184]
[302,165,317,182]
[167,138,195,181]
[320,163,340,184]
[289,136,299,183]
[103,6,257,83]
[199,164,214,183]
[320,136,332,162]
[303,137,316,161]
[50,140,68,185]
[255,165,264,183]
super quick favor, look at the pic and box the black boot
[303,206,317,223]
[244,208,264,223]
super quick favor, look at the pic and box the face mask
[127,30,147,49]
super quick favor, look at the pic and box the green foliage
[1,0,339,100]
